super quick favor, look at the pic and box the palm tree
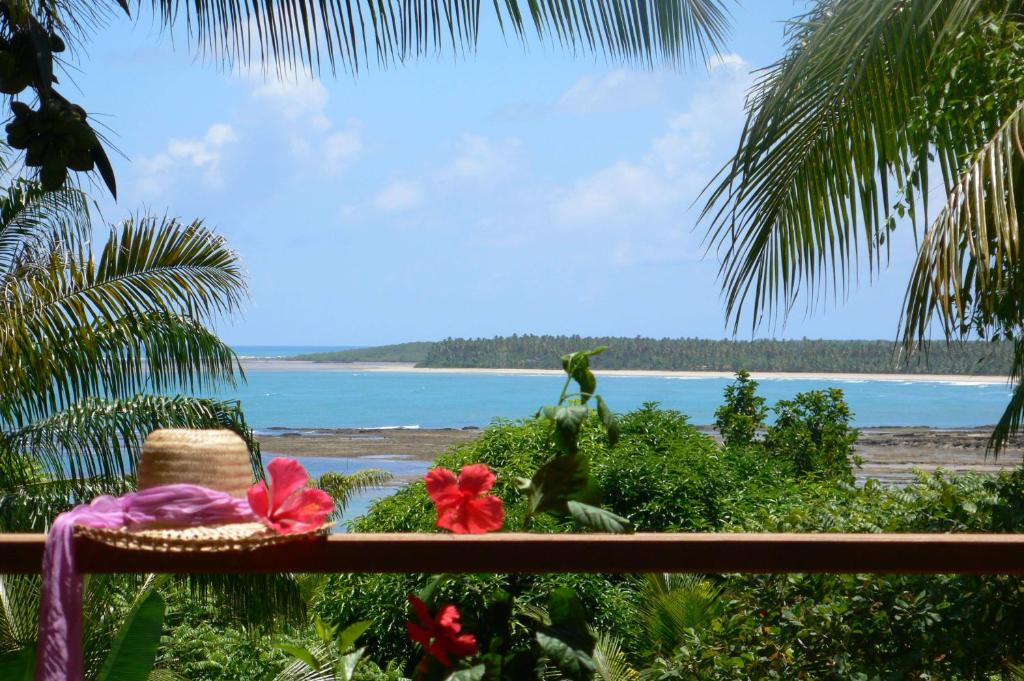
[701,0,1024,450]
[0,179,259,516]
[0,1,735,195]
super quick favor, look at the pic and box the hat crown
[137,429,254,498]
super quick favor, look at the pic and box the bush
[713,370,767,448]
[764,388,859,481]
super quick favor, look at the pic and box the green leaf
[561,348,606,403]
[554,406,589,452]
[536,631,596,681]
[445,664,486,681]
[0,647,35,681]
[96,589,165,681]
[537,589,597,680]
[337,647,366,681]
[548,587,591,635]
[336,620,372,651]
[525,453,594,514]
[595,395,620,446]
[273,642,321,671]
[567,501,634,534]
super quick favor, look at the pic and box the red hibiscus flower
[425,463,504,534]
[247,458,334,534]
[406,594,478,667]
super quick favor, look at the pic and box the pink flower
[247,458,334,534]
[406,594,478,667]
[425,463,504,534]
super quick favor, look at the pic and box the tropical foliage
[414,334,1012,374]
[149,376,1019,681]
[0,0,732,195]
[701,0,1024,449]
[0,180,256,512]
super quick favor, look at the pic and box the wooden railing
[4,533,1024,575]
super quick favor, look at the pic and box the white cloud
[554,55,753,228]
[556,69,668,115]
[324,120,364,174]
[136,123,239,195]
[242,65,362,176]
[555,161,681,224]
[440,134,523,186]
[374,180,423,213]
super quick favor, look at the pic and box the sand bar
[241,359,1009,385]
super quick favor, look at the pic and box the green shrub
[764,388,859,481]
[713,370,767,448]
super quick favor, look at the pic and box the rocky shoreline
[258,425,1024,486]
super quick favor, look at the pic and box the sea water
[223,367,1013,430]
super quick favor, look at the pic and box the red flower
[247,458,334,534]
[425,463,504,534]
[406,594,478,667]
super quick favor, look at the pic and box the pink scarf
[36,485,256,681]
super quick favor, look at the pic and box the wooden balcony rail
[3,533,1024,575]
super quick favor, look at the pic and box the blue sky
[74,1,921,345]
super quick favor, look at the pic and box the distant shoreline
[240,358,1009,385]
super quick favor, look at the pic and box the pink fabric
[36,485,256,681]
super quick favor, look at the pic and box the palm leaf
[95,586,166,681]
[591,632,640,681]
[0,576,38,654]
[2,311,241,428]
[0,181,91,281]
[902,101,1024,347]
[317,469,394,520]
[701,0,1013,331]
[0,394,262,494]
[635,573,721,658]
[2,214,245,341]
[82,1,733,74]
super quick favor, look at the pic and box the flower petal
[408,594,432,626]
[464,496,505,534]
[457,464,496,496]
[266,458,310,511]
[406,621,432,649]
[447,632,478,658]
[425,468,462,509]
[435,504,470,534]
[277,487,334,525]
[246,481,270,519]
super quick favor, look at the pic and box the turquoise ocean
[229,346,1017,527]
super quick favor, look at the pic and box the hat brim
[75,521,332,553]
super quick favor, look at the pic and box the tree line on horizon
[413,335,1014,375]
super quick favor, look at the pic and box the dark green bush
[764,388,859,482]
[713,370,767,448]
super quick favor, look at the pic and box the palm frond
[0,477,134,532]
[1,311,241,428]
[0,575,38,654]
[112,0,733,74]
[317,469,394,519]
[0,181,91,281]
[592,632,640,681]
[990,340,1024,455]
[168,572,306,628]
[902,101,1024,347]
[635,573,721,658]
[1,394,262,492]
[701,0,1011,331]
[1,214,245,338]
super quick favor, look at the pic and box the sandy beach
[240,359,1009,385]
[258,425,1024,486]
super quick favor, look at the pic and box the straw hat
[76,429,330,552]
